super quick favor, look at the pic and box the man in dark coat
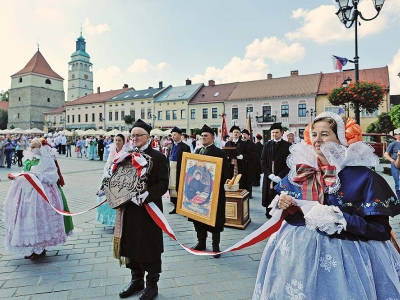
[97,135,105,161]
[167,126,191,214]
[119,119,169,300]
[225,126,256,198]
[261,123,291,218]
[191,125,230,258]
[253,134,263,186]
[239,129,257,198]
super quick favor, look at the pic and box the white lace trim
[304,204,347,235]
[287,140,379,194]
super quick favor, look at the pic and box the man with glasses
[118,119,169,300]
[168,126,191,214]
[384,128,400,198]
[191,125,230,258]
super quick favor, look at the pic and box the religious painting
[176,152,222,226]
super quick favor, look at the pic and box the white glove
[131,191,149,206]
[268,174,275,180]
[304,204,347,235]
[236,155,243,160]
[272,176,281,183]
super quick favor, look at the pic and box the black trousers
[126,256,162,274]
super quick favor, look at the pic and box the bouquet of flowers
[328,81,385,114]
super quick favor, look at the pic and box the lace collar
[287,140,379,194]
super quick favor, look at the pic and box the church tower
[67,30,93,101]
[8,49,65,130]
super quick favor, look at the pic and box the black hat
[130,119,152,134]
[229,125,241,133]
[256,134,262,140]
[171,126,182,135]
[270,123,283,131]
[241,129,250,135]
[200,124,214,135]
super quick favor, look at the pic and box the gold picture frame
[176,152,223,227]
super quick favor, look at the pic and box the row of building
[5,33,392,141]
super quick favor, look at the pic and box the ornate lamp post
[306,108,317,121]
[335,0,385,125]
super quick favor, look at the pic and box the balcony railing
[255,115,276,123]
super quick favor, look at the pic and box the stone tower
[8,50,65,130]
[67,31,93,101]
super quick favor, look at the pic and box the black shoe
[169,208,176,214]
[212,245,221,258]
[192,241,206,251]
[119,279,144,298]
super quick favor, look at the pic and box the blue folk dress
[253,166,400,300]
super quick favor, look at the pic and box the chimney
[291,70,299,76]
[208,79,215,87]
[159,81,163,89]
[97,87,100,93]
[267,73,273,79]
[123,84,128,88]
[185,78,192,85]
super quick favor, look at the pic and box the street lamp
[306,108,317,120]
[335,0,385,125]
[152,114,157,128]
[341,76,352,87]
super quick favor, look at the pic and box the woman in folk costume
[88,137,98,160]
[253,112,400,299]
[3,138,71,260]
[96,134,131,226]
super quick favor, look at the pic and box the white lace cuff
[304,204,347,235]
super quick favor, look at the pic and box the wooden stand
[225,189,251,229]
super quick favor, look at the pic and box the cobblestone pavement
[0,155,399,299]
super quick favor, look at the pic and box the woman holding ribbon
[253,112,400,299]
[3,138,68,260]
[96,134,130,226]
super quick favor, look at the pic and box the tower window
[45,79,51,84]
[19,77,22,83]
[18,97,21,101]
[47,98,50,102]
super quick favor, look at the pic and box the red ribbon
[293,164,336,203]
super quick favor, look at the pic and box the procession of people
[2,113,400,299]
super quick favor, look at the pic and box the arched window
[19,77,22,83]
[45,79,51,84]
[47,98,50,102]
[80,63,83,70]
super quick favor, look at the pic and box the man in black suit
[191,125,230,258]
[118,119,169,300]
[239,129,257,198]
[168,126,191,214]
[97,135,105,161]
[253,134,263,186]
[261,123,291,218]
[224,126,256,198]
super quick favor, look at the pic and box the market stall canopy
[62,129,73,136]
[10,128,27,134]
[150,128,167,136]
[27,128,45,134]
[83,129,97,136]
[104,129,122,136]
[95,129,107,135]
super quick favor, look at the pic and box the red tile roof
[190,82,239,104]
[43,106,66,114]
[65,88,132,106]
[227,73,321,101]
[0,101,9,111]
[12,51,63,80]
[317,66,389,95]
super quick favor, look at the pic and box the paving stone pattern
[0,155,399,299]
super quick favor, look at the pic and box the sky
[1,0,400,96]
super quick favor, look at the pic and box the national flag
[332,55,348,71]
[338,107,345,115]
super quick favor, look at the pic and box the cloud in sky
[191,57,269,85]
[83,18,111,35]
[389,49,400,94]
[94,66,123,91]
[245,36,305,64]
[128,59,170,73]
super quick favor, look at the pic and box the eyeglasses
[131,134,148,138]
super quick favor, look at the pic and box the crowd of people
[2,112,400,299]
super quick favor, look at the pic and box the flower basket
[328,81,385,114]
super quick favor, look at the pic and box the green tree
[0,109,8,129]
[0,90,9,101]
[192,128,201,136]
[389,104,400,128]
[366,121,380,133]
[124,115,135,127]
[377,112,395,134]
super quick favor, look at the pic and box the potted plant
[328,81,385,114]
